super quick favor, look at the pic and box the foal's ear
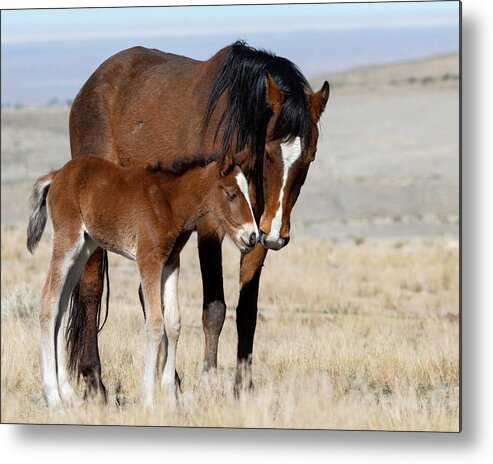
[308,81,330,123]
[233,148,250,167]
[221,147,235,177]
[265,73,284,114]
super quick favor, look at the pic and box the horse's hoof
[199,368,220,390]
[233,380,254,399]
[83,374,108,404]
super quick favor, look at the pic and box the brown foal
[27,155,258,408]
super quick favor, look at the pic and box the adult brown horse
[67,40,329,398]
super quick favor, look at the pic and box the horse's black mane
[203,40,312,157]
[146,152,222,176]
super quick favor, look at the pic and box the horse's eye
[226,191,237,202]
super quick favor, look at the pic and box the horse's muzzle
[259,230,290,250]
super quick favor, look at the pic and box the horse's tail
[66,249,110,378]
[27,171,56,254]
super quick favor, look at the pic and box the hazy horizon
[1,2,460,108]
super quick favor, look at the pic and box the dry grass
[1,228,459,430]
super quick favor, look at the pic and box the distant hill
[310,53,459,95]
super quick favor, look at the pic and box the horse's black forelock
[203,40,313,158]
[266,56,313,147]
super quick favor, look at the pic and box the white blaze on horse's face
[234,170,259,251]
[261,137,303,250]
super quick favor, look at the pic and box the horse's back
[69,46,202,163]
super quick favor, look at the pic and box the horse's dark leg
[66,248,107,401]
[234,244,268,396]
[197,219,226,372]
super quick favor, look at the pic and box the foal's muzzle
[238,227,259,252]
[249,232,258,247]
[259,230,290,251]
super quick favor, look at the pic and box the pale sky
[1,2,460,106]
[2,2,459,44]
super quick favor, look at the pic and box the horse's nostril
[249,232,258,247]
[282,236,290,246]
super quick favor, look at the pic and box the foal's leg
[161,257,181,393]
[234,244,267,396]
[40,231,89,407]
[139,256,165,408]
[197,218,226,373]
[57,238,97,404]
[57,314,79,404]
[40,271,65,407]
[157,232,190,385]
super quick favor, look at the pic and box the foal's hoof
[45,391,63,409]
[60,384,83,407]
[142,397,155,411]
[161,369,182,394]
[64,396,84,408]
[161,383,180,413]
[162,382,181,399]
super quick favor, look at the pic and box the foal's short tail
[27,171,56,254]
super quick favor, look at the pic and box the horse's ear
[265,73,284,114]
[221,147,235,177]
[308,81,330,123]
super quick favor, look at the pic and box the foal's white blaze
[235,171,259,246]
[269,137,302,241]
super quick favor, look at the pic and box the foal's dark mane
[146,152,222,176]
[203,40,313,157]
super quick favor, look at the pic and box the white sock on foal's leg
[56,237,95,405]
[40,289,63,408]
[57,313,81,405]
[40,232,94,407]
[161,261,181,394]
[40,240,74,407]
[140,263,165,409]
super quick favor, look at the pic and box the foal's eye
[226,191,237,202]
[264,149,274,163]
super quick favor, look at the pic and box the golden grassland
[1,228,459,430]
